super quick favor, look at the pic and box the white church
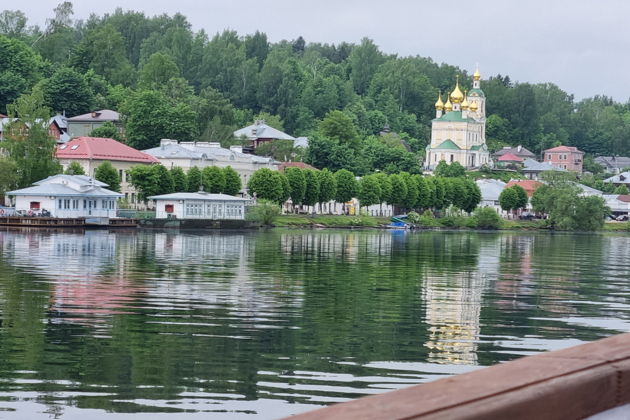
[425,68,491,170]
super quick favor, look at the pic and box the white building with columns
[425,69,491,170]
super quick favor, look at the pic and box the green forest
[1,2,629,175]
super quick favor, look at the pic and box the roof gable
[233,121,295,141]
[434,139,461,150]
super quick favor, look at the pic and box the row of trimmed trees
[247,167,482,214]
[127,165,242,201]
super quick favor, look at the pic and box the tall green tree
[154,164,174,195]
[94,161,121,192]
[0,35,44,113]
[302,170,320,207]
[121,90,197,150]
[41,67,94,117]
[248,168,284,203]
[2,90,61,187]
[170,166,187,192]
[222,166,242,196]
[388,174,408,210]
[285,167,306,206]
[127,165,161,201]
[358,175,382,209]
[319,110,359,149]
[202,166,226,193]
[317,168,337,212]
[71,23,135,86]
[334,169,358,206]
[348,38,383,95]
[186,166,202,192]
[138,52,180,90]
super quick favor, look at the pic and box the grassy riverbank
[272,214,630,232]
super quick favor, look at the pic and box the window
[58,199,62,208]
[72,200,79,209]
[30,201,40,209]
[165,204,174,213]
[450,154,454,163]
[547,154,552,160]
[185,201,203,217]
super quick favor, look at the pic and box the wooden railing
[283,333,630,420]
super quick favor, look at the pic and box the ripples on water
[0,229,629,419]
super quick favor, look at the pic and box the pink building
[543,146,584,173]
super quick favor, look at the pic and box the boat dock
[0,216,138,228]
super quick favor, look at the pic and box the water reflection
[0,229,629,419]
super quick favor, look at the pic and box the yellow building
[425,69,491,170]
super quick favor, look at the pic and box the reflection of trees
[0,229,627,414]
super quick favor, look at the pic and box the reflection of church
[425,68,491,170]
[423,270,485,365]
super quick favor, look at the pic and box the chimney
[517,145,522,153]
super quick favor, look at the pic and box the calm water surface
[0,228,629,419]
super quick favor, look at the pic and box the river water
[0,228,629,419]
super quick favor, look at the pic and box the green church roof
[468,88,485,98]
[470,145,482,151]
[434,139,461,150]
[433,111,476,123]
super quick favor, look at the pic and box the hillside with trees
[1,2,629,177]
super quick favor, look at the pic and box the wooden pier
[0,216,138,228]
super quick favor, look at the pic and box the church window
[450,154,454,163]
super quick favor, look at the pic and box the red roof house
[498,153,523,162]
[543,145,584,173]
[505,180,543,197]
[56,137,159,205]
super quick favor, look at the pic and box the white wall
[14,195,118,218]
[154,199,245,220]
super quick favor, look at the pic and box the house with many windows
[543,145,584,173]
[6,175,121,218]
[148,192,250,220]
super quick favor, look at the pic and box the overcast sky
[13,0,629,101]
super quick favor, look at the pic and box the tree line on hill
[1,2,629,176]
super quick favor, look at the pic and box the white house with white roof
[6,175,122,218]
[148,192,251,220]
[143,139,278,191]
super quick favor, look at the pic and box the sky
[12,0,630,102]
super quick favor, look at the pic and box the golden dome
[470,101,478,112]
[473,68,481,81]
[450,77,464,103]
[435,92,444,110]
[461,94,469,110]
[444,97,453,111]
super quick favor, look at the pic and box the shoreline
[271,214,630,233]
